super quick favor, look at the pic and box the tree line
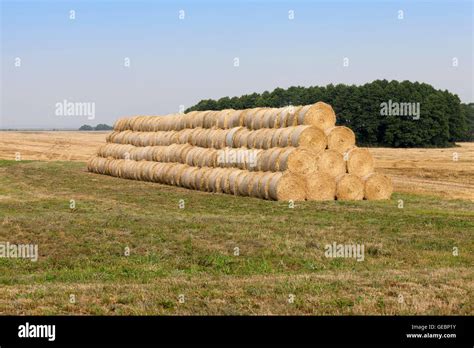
[186,80,473,147]
[79,124,113,131]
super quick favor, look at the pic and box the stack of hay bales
[88,102,392,201]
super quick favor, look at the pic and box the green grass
[0,160,472,314]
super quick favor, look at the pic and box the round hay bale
[141,161,156,181]
[188,167,203,189]
[204,111,219,128]
[138,116,151,131]
[286,106,303,126]
[278,127,295,147]
[103,158,113,175]
[363,173,393,200]
[290,126,327,152]
[177,128,193,144]
[86,157,96,172]
[198,129,212,147]
[335,174,364,201]
[197,167,212,191]
[243,108,260,129]
[144,162,159,182]
[161,145,174,162]
[214,129,228,148]
[181,167,198,189]
[261,109,275,128]
[196,148,209,167]
[248,171,266,198]
[270,128,285,147]
[275,107,291,128]
[283,147,318,176]
[262,108,278,128]
[306,172,336,201]
[345,147,374,177]
[113,160,125,177]
[275,147,294,171]
[253,129,270,149]
[119,159,131,179]
[254,150,266,171]
[215,168,229,193]
[246,130,259,148]
[225,127,243,147]
[203,149,218,167]
[151,117,163,132]
[260,128,275,149]
[215,109,232,129]
[177,144,193,163]
[257,172,274,199]
[297,102,336,131]
[145,146,155,161]
[234,171,250,196]
[220,168,234,193]
[96,144,108,158]
[105,132,114,143]
[206,129,217,148]
[156,162,170,183]
[183,111,198,128]
[268,172,306,201]
[227,170,244,195]
[150,162,164,182]
[168,164,183,186]
[227,110,245,128]
[207,169,220,192]
[190,111,207,128]
[184,147,198,166]
[267,147,285,171]
[128,116,141,130]
[189,128,204,146]
[316,149,346,177]
[250,109,268,129]
[136,161,150,181]
[237,171,252,196]
[236,128,252,148]
[325,126,356,154]
[113,118,126,131]
[177,115,187,130]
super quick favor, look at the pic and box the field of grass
[0,159,472,315]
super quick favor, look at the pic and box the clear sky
[1,0,472,128]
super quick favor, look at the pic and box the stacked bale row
[106,125,327,151]
[96,143,343,176]
[113,103,336,132]
[88,102,392,201]
[87,156,306,201]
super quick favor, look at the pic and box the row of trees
[79,124,113,131]
[186,80,473,147]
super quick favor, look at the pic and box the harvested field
[371,143,474,201]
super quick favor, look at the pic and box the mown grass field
[0,160,472,315]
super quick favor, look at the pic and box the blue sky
[1,0,472,128]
